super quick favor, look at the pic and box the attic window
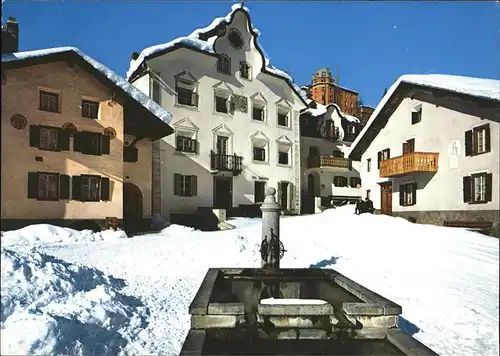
[217,55,231,75]
[240,62,251,80]
[228,30,243,49]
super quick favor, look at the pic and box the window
[367,158,371,172]
[240,62,251,80]
[174,174,197,197]
[411,105,422,125]
[347,125,356,134]
[465,124,491,156]
[176,78,198,107]
[253,146,266,161]
[215,94,229,113]
[366,189,371,199]
[39,91,59,112]
[350,177,361,188]
[124,146,138,162]
[463,173,492,204]
[254,181,266,203]
[176,135,198,153]
[228,29,243,49]
[38,172,59,200]
[74,131,110,156]
[277,109,289,127]
[216,135,229,155]
[80,175,101,202]
[82,99,99,119]
[377,148,391,169]
[252,101,265,121]
[277,143,291,165]
[399,182,417,206]
[40,127,58,150]
[217,55,231,75]
[152,79,161,104]
[29,125,70,152]
[333,176,348,187]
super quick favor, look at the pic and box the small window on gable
[228,29,243,49]
[411,104,422,125]
[217,55,231,75]
[82,99,99,119]
[175,75,198,107]
[152,79,161,104]
[240,62,251,80]
[39,91,59,113]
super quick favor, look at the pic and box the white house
[348,74,500,237]
[299,99,363,213]
[127,4,307,221]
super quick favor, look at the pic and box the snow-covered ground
[1,207,499,356]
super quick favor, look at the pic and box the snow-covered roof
[1,47,173,125]
[127,4,308,104]
[302,99,360,123]
[348,74,500,158]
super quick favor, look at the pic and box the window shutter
[58,129,70,151]
[192,92,199,107]
[59,174,70,200]
[462,176,472,203]
[464,130,473,156]
[412,182,417,205]
[174,174,182,196]
[399,185,405,206]
[485,125,491,153]
[402,142,409,155]
[29,126,40,148]
[73,132,82,152]
[349,177,356,188]
[100,177,110,201]
[277,183,282,209]
[27,172,38,199]
[72,176,82,201]
[124,147,138,162]
[191,175,197,197]
[101,134,111,155]
[377,151,381,168]
[485,173,493,202]
[287,183,294,210]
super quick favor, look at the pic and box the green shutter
[59,174,70,199]
[100,177,110,201]
[27,172,38,199]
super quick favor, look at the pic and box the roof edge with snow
[127,4,308,107]
[348,74,500,160]
[2,47,174,140]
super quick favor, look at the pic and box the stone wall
[393,210,500,238]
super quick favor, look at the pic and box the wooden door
[213,176,232,209]
[380,183,393,216]
[123,183,143,219]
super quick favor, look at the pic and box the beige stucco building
[1,46,173,231]
[348,74,500,237]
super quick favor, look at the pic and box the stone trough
[180,188,439,355]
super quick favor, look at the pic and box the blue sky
[3,1,499,107]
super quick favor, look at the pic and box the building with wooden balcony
[299,100,364,214]
[348,74,500,237]
[128,4,307,219]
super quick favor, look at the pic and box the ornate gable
[174,70,198,83]
[276,134,293,145]
[276,98,292,109]
[250,92,267,104]
[213,80,234,93]
[172,117,199,131]
[212,123,234,135]
[250,130,270,142]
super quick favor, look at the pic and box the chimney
[2,17,19,53]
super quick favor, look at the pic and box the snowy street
[1,206,499,356]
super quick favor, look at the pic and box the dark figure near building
[355,197,374,215]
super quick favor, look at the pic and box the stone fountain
[180,188,438,355]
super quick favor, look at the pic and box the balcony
[307,155,352,170]
[210,151,243,175]
[379,152,439,178]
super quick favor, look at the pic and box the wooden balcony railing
[307,156,352,170]
[210,151,243,175]
[379,152,439,178]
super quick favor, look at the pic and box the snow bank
[1,224,127,247]
[7,205,498,356]
[1,48,173,124]
[0,247,148,356]
[127,4,307,102]
[302,100,361,123]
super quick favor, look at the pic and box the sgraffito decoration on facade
[104,127,117,140]
[448,139,461,169]
[62,122,78,135]
[10,114,28,130]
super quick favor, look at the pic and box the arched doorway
[123,183,143,220]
